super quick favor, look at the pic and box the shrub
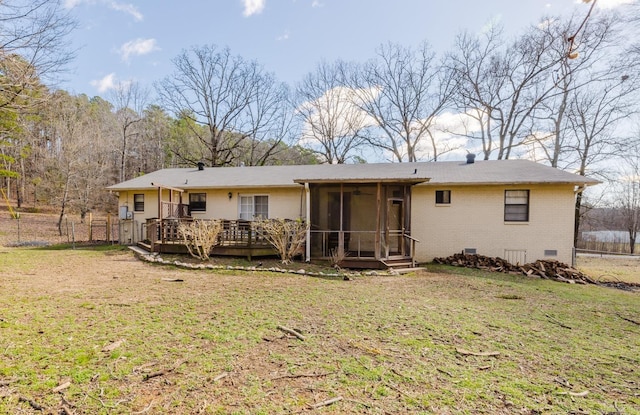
[177,219,222,260]
[255,218,308,264]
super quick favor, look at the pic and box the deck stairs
[380,257,425,274]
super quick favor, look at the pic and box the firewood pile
[433,253,597,285]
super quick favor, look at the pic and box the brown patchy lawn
[576,254,640,285]
[0,246,638,414]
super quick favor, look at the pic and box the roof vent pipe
[197,161,205,171]
[466,153,476,164]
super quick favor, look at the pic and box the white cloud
[538,18,557,30]
[118,38,159,61]
[411,111,482,161]
[63,0,143,21]
[520,131,556,163]
[596,0,636,8]
[296,86,378,147]
[276,30,290,41]
[311,0,324,7]
[63,0,88,8]
[575,0,636,8]
[242,0,266,17]
[108,1,143,21]
[90,73,117,93]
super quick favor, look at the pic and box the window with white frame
[239,195,269,219]
[504,190,529,222]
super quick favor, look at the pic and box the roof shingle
[106,160,599,191]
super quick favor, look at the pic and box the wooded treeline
[0,0,639,246]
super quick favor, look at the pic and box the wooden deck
[140,218,277,259]
[139,218,417,268]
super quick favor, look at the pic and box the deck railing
[143,219,418,263]
[144,218,271,248]
[161,202,189,219]
[310,230,418,262]
[310,230,378,258]
[218,220,271,247]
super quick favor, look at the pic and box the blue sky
[60,0,633,97]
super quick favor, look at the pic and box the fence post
[89,212,93,242]
[106,213,111,243]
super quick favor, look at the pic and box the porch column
[305,182,311,262]
[157,187,162,222]
[157,187,163,243]
[375,182,381,260]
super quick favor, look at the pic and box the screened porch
[305,181,421,268]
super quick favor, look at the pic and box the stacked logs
[433,253,596,285]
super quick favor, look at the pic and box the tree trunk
[57,173,70,236]
[574,191,583,249]
[17,157,25,208]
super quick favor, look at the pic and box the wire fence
[1,209,637,256]
[0,211,119,247]
[576,239,639,255]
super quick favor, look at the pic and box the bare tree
[110,81,148,182]
[164,110,209,167]
[567,67,640,245]
[294,60,369,164]
[37,92,90,233]
[524,9,624,169]
[449,22,562,160]
[0,0,76,112]
[352,42,456,162]
[139,104,172,172]
[156,44,291,167]
[611,142,640,254]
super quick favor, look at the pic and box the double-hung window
[239,195,269,220]
[504,190,529,222]
[189,193,207,212]
[133,194,144,212]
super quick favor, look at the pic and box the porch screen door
[386,198,404,258]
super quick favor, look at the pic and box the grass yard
[576,255,640,285]
[0,246,638,414]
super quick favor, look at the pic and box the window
[504,190,529,222]
[189,193,206,212]
[133,194,144,212]
[435,190,451,204]
[240,195,269,219]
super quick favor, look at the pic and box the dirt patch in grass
[1,246,639,414]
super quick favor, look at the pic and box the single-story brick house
[106,158,598,267]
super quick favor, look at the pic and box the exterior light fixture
[228,192,233,200]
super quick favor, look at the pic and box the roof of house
[106,159,600,191]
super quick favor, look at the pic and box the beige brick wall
[411,184,577,264]
[118,183,578,265]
